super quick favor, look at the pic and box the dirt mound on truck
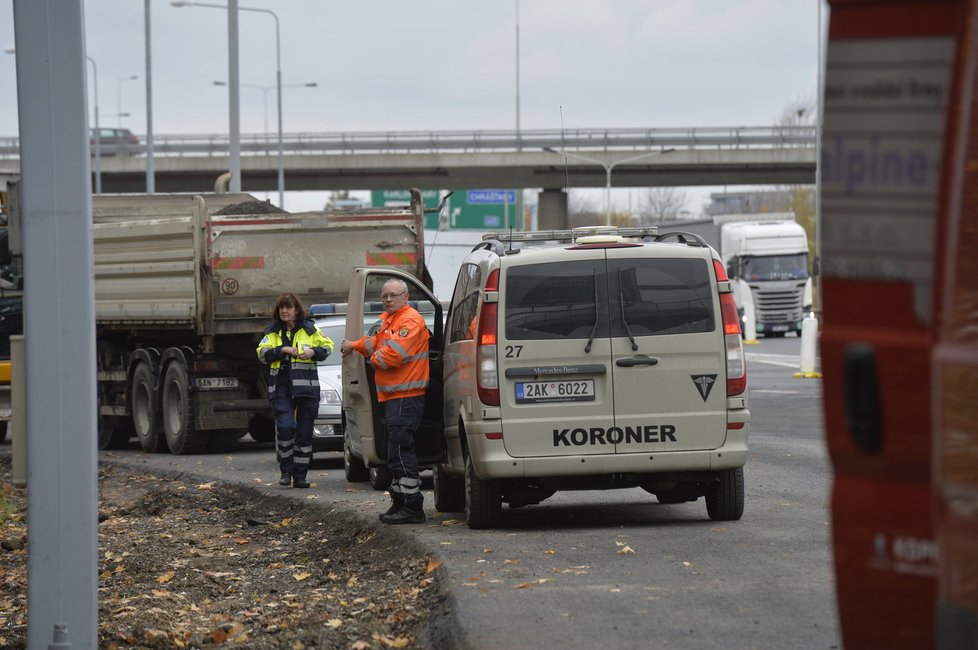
[214,200,288,215]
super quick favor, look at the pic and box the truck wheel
[706,467,745,521]
[97,414,131,450]
[248,414,276,443]
[369,464,392,491]
[433,463,465,512]
[343,438,368,482]
[161,360,205,455]
[465,454,501,529]
[131,362,166,453]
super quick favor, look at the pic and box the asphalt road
[84,335,838,650]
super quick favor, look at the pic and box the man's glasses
[380,291,406,300]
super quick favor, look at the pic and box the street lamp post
[117,74,138,128]
[172,0,288,206]
[8,45,103,193]
[88,55,102,194]
[543,147,675,226]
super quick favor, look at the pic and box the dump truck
[9,187,430,454]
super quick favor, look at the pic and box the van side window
[608,258,715,336]
[448,263,481,343]
[505,261,608,340]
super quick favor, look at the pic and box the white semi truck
[679,213,812,336]
[8,187,432,453]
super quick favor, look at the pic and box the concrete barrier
[11,334,25,486]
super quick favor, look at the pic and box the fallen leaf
[440,519,464,526]
[293,572,311,581]
[232,537,249,545]
[373,633,411,648]
[351,642,371,650]
[544,549,557,555]
[196,482,215,490]
[156,571,175,584]
[325,618,342,628]
[425,558,443,574]
[617,545,635,554]
[482,547,494,553]
[516,583,531,589]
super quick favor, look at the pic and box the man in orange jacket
[341,279,430,524]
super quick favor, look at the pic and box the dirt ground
[0,453,453,649]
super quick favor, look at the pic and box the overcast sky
[0,0,826,213]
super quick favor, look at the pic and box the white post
[795,313,821,378]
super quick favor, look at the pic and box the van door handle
[616,356,659,367]
[843,343,882,453]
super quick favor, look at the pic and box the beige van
[344,226,749,528]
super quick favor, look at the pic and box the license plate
[195,377,239,390]
[515,379,595,404]
[770,324,789,332]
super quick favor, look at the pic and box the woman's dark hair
[273,292,307,323]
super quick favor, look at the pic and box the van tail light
[476,302,499,406]
[715,260,747,397]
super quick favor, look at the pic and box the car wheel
[464,454,501,529]
[369,464,392,491]
[433,463,465,512]
[706,467,745,521]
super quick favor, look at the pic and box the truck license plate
[195,377,239,390]
[770,324,789,332]
[515,379,595,404]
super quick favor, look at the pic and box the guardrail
[0,125,817,159]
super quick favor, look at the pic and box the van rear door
[606,247,727,453]
[496,250,615,458]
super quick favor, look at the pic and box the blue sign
[467,189,517,205]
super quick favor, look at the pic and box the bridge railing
[0,125,816,159]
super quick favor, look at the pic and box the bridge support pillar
[537,189,568,230]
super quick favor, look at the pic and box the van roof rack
[481,225,658,244]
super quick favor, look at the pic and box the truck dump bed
[92,192,426,336]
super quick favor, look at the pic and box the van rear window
[504,258,714,340]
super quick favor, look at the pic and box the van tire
[433,463,465,512]
[465,454,501,529]
[370,465,392,491]
[344,441,369,482]
[706,467,745,521]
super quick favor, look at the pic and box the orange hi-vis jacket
[351,304,430,402]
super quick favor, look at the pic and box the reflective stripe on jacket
[257,319,335,400]
[351,305,429,402]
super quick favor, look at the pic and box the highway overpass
[0,126,816,194]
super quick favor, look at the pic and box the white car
[310,312,347,454]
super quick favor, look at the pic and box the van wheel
[370,465,392,491]
[706,467,745,521]
[465,454,501,529]
[433,463,465,512]
[132,362,166,453]
[344,440,369,482]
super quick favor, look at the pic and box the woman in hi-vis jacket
[257,292,334,488]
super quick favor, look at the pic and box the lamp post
[214,80,316,139]
[116,74,138,128]
[88,55,102,193]
[173,0,287,206]
[5,45,103,193]
[543,147,675,226]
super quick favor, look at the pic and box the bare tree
[637,186,690,223]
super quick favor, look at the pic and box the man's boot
[380,504,425,525]
[378,492,404,521]
[292,475,311,489]
[279,472,291,486]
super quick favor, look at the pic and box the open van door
[342,266,445,474]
